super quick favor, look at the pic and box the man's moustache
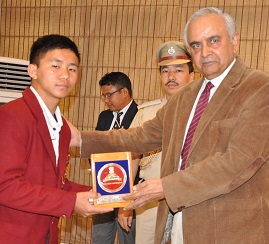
[166,81,178,85]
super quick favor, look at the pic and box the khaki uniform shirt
[130,98,167,179]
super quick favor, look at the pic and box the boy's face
[28,48,79,106]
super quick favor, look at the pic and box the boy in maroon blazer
[0,34,112,244]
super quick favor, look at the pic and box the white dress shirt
[30,86,63,166]
[109,99,133,130]
[171,58,236,244]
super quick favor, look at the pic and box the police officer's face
[160,64,194,98]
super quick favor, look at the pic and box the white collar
[112,99,133,118]
[30,86,63,132]
[204,58,236,89]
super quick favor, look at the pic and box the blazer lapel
[164,80,203,173]
[57,119,71,185]
[187,57,245,159]
[105,112,114,130]
[121,100,138,129]
[37,118,57,170]
[180,80,203,128]
[23,88,57,171]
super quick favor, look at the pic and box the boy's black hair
[29,34,80,65]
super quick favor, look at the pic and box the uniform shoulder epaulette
[138,98,163,110]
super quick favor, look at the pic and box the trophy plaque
[91,151,134,208]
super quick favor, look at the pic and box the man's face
[101,85,128,111]
[187,13,239,80]
[160,64,194,97]
[28,49,79,105]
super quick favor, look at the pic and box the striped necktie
[180,82,214,170]
[113,111,123,130]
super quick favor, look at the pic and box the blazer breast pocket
[208,118,237,150]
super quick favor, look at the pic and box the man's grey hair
[183,7,237,47]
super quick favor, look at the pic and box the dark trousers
[92,209,136,244]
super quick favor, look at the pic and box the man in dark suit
[92,71,138,244]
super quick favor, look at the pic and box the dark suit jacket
[93,100,139,223]
[95,100,139,184]
[0,87,90,244]
[95,100,138,131]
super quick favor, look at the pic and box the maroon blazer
[0,87,90,244]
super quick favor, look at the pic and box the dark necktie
[113,112,123,130]
[180,82,214,170]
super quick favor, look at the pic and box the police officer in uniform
[119,41,195,244]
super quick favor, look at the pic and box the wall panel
[1,1,269,243]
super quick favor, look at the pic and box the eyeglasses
[101,87,123,100]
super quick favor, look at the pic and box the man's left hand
[118,207,133,232]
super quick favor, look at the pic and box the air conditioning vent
[0,56,31,92]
